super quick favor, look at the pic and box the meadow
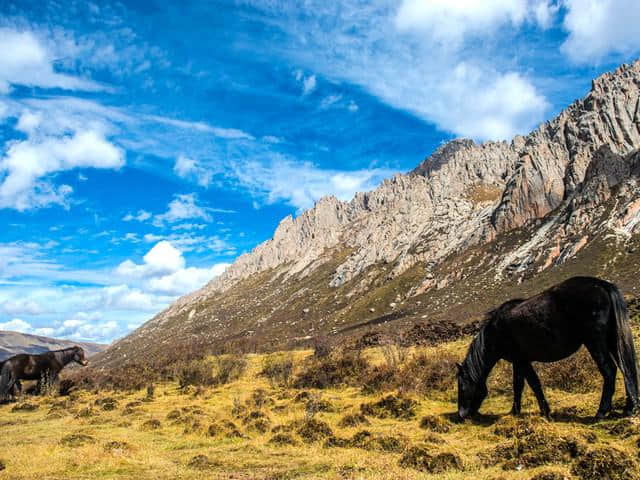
[2,329,640,480]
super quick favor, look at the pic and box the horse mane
[465,298,526,383]
[465,327,487,384]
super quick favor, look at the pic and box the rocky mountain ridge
[94,60,640,369]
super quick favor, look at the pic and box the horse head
[456,361,488,420]
[71,346,89,366]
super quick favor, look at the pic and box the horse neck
[56,349,75,366]
[465,327,498,384]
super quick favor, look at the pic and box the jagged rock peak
[176,59,640,305]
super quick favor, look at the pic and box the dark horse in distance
[0,346,88,401]
[457,276,639,420]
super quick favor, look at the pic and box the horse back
[491,276,615,362]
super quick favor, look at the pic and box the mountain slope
[0,330,106,361]
[94,61,640,371]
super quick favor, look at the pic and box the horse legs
[510,362,526,415]
[586,343,617,419]
[610,348,638,415]
[522,363,551,419]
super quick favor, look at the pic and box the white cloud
[0,129,124,211]
[561,0,640,64]
[153,193,212,225]
[143,114,254,140]
[174,154,213,187]
[116,241,185,278]
[232,155,393,210]
[0,318,33,334]
[123,210,152,222]
[302,74,317,95]
[147,264,229,295]
[115,241,229,295]
[0,28,107,92]
[0,298,46,316]
[246,1,551,141]
[395,0,556,45]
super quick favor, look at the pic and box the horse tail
[0,361,14,402]
[608,283,639,409]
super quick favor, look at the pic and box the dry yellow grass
[1,342,639,479]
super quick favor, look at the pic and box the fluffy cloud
[174,155,213,187]
[153,193,212,225]
[233,155,393,210]
[116,241,229,295]
[395,0,557,45]
[561,0,640,64]
[147,264,229,295]
[0,129,124,210]
[0,28,106,93]
[116,241,186,278]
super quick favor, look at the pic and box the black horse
[0,346,88,401]
[457,276,639,420]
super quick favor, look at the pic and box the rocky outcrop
[190,61,640,297]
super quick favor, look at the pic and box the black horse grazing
[0,346,88,401]
[457,276,639,420]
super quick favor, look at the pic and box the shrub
[214,355,247,385]
[177,359,216,389]
[260,354,294,387]
[313,335,332,358]
[362,349,459,395]
[294,349,369,389]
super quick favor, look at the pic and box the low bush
[294,349,369,389]
[214,355,247,385]
[177,359,216,389]
[260,354,294,387]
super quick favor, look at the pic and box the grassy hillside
[3,315,640,479]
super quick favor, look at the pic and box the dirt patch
[492,416,546,438]
[485,429,586,470]
[571,446,637,480]
[296,418,333,443]
[603,418,640,438]
[398,320,480,347]
[11,402,38,412]
[60,434,95,447]
[104,441,132,454]
[360,395,417,420]
[187,454,221,470]
[0,459,5,471]
[95,397,118,411]
[338,412,370,428]
[529,472,568,480]
[420,415,450,433]
[141,419,161,430]
[269,433,298,446]
[166,409,181,420]
[74,407,94,418]
[221,419,244,438]
[242,410,271,434]
[305,397,334,415]
[399,446,463,473]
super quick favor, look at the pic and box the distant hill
[0,330,106,361]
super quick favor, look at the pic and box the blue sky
[0,0,638,343]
